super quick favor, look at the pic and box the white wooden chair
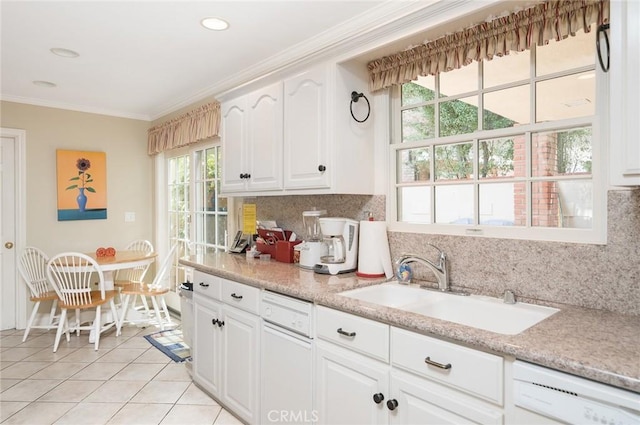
[114,239,154,311]
[46,252,119,351]
[119,244,178,334]
[18,246,60,342]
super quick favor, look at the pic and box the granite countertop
[180,252,640,393]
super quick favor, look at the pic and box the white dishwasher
[261,291,315,425]
[513,360,640,425]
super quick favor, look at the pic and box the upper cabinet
[609,0,640,186]
[221,61,375,196]
[221,82,283,193]
[283,66,330,190]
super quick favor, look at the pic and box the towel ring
[596,23,610,73]
[350,91,370,123]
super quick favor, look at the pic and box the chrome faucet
[396,245,450,292]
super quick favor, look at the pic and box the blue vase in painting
[77,188,87,212]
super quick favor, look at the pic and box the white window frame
[387,41,608,245]
[155,140,231,292]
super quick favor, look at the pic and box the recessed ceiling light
[201,17,229,31]
[50,48,79,58]
[33,80,57,88]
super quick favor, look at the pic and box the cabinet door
[315,340,388,425]
[221,97,248,192]
[221,305,260,424]
[610,0,640,185]
[193,295,223,397]
[284,66,330,189]
[247,82,283,191]
[390,370,503,425]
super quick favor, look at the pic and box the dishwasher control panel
[261,291,313,338]
[513,361,640,425]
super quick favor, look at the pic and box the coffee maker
[296,210,328,269]
[314,218,359,275]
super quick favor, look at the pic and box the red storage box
[256,229,294,257]
[275,240,302,263]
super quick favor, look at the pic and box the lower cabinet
[193,279,260,425]
[316,340,389,425]
[314,306,505,425]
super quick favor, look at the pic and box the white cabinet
[609,0,640,186]
[193,293,223,397]
[283,62,375,194]
[192,274,261,424]
[316,340,389,425]
[314,306,504,425]
[221,61,375,196]
[221,82,283,193]
[221,304,260,423]
[283,65,330,190]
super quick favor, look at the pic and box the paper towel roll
[357,221,393,278]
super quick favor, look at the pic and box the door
[221,97,248,193]
[193,295,223,397]
[221,305,260,424]
[315,340,389,425]
[1,129,25,331]
[247,82,283,191]
[283,66,330,190]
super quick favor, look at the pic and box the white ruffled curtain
[147,102,221,155]
[367,0,609,92]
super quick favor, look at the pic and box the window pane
[206,182,216,211]
[531,180,592,229]
[532,127,592,177]
[479,136,523,179]
[206,214,216,246]
[398,186,431,223]
[536,29,595,76]
[397,148,431,183]
[402,105,435,142]
[479,182,516,226]
[483,85,530,129]
[402,77,435,105]
[440,62,477,97]
[484,52,529,87]
[536,72,595,122]
[217,215,228,246]
[435,142,473,181]
[435,185,473,224]
[439,96,478,137]
[206,148,218,179]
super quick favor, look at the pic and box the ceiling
[1,0,397,121]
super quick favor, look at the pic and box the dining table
[85,250,158,290]
[82,250,157,340]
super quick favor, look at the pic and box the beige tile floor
[0,324,242,425]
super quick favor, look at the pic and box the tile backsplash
[251,189,640,316]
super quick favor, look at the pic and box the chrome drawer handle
[337,328,356,337]
[425,356,452,370]
[230,293,243,300]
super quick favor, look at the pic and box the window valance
[147,102,221,155]
[367,0,609,92]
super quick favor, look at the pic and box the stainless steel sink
[339,282,559,335]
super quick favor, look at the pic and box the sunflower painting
[56,150,107,221]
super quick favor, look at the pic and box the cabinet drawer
[221,279,260,315]
[391,327,503,405]
[316,306,389,362]
[193,270,221,300]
